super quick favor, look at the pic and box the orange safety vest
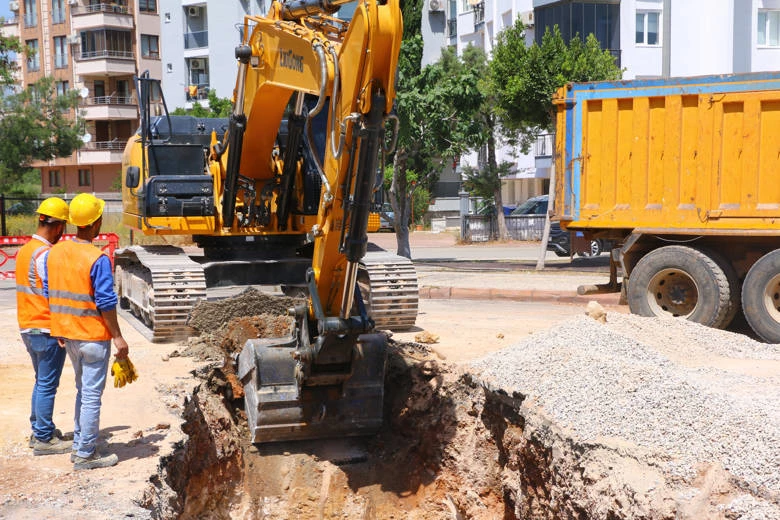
[16,237,52,330]
[48,240,112,341]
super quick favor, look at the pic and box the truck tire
[741,250,780,343]
[627,245,733,328]
[698,247,741,329]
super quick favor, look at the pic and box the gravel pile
[469,314,780,507]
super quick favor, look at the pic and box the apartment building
[8,0,161,194]
[158,0,268,112]
[423,0,780,214]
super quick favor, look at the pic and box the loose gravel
[469,313,780,511]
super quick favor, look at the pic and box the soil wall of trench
[135,290,776,519]
[139,341,718,520]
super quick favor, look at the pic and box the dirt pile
[139,290,778,519]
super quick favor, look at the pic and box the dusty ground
[0,284,587,519]
[1,282,776,520]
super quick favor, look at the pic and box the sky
[1,2,11,20]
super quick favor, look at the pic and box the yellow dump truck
[553,71,780,342]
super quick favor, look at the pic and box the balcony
[473,2,484,30]
[184,30,208,49]
[72,3,133,31]
[75,50,135,76]
[82,95,137,120]
[78,140,125,164]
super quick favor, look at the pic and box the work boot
[73,452,119,470]
[32,436,73,456]
[29,428,71,448]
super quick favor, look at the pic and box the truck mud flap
[237,333,387,443]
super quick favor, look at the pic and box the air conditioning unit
[68,0,78,5]
[9,0,19,11]
[190,59,202,69]
[67,33,81,45]
[187,6,201,17]
[429,0,444,11]
[520,10,534,26]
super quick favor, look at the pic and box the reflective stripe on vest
[16,239,51,329]
[48,240,111,341]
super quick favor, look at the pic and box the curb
[419,286,622,306]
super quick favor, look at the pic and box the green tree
[172,89,232,117]
[389,32,486,256]
[0,77,82,194]
[486,21,622,256]
[0,28,23,87]
[490,23,622,141]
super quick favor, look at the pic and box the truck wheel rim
[646,268,698,318]
[760,273,780,322]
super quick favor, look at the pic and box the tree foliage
[389,24,489,255]
[490,22,623,142]
[0,30,23,87]
[0,77,82,193]
[171,89,232,117]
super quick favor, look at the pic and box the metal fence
[462,214,546,242]
[0,195,122,236]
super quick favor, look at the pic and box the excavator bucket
[236,333,387,443]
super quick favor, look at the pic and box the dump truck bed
[554,71,780,233]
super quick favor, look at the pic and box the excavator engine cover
[237,333,388,443]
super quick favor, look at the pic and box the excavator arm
[227,0,406,442]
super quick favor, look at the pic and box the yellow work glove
[111,357,138,388]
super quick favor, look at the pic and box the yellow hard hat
[36,197,70,222]
[69,193,105,227]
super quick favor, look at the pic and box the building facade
[158,0,268,112]
[424,0,780,215]
[7,0,161,194]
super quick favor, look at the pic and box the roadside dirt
[0,285,579,519]
[1,284,776,519]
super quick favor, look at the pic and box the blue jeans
[65,339,110,458]
[23,332,67,442]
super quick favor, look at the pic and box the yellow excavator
[116,0,417,441]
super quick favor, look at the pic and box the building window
[141,34,160,59]
[55,80,69,97]
[80,29,134,59]
[139,0,157,13]
[188,58,209,87]
[78,169,91,187]
[758,10,780,47]
[26,39,40,72]
[636,11,660,45]
[52,0,65,24]
[53,36,68,68]
[49,171,61,188]
[24,0,37,27]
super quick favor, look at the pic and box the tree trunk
[390,148,412,259]
[486,120,509,241]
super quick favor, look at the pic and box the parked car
[378,203,394,231]
[510,194,548,216]
[547,221,613,257]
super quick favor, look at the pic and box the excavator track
[115,246,207,343]
[360,251,418,330]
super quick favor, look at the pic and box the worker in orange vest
[16,197,74,456]
[47,193,129,470]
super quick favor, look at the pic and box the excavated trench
[138,289,778,519]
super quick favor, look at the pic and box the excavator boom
[117,0,415,441]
